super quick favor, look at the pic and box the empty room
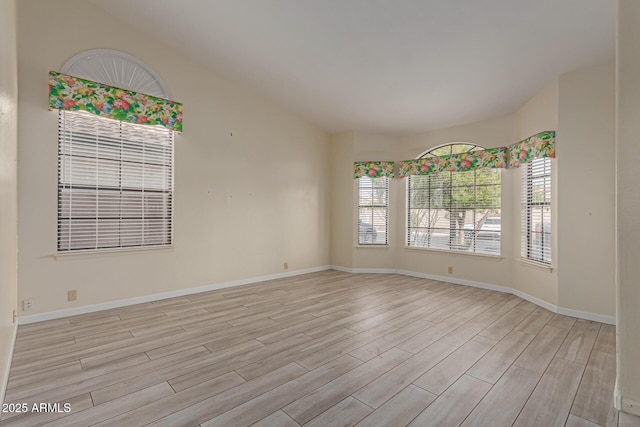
[1,0,640,426]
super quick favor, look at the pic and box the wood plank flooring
[1,270,636,426]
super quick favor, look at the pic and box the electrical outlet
[13,309,16,324]
[448,266,454,274]
[284,262,289,270]
[22,299,33,311]
[68,290,77,301]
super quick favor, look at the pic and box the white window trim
[517,258,554,272]
[403,244,503,260]
[54,245,175,260]
[356,176,390,246]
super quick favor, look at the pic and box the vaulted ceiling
[91,0,614,134]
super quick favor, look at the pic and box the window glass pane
[358,176,389,245]
[407,144,501,255]
[429,146,452,157]
[451,144,477,155]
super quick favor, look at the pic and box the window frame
[406,143,502,256]
[57,110,174,253]
[357,175,390,246]
[521,157,552,265]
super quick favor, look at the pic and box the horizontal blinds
[358,176,389,245]
[58,110,173,251]
[407,169,501,255]
[406,143,501,256]
[521,157,551,263]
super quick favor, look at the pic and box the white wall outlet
[22,299,33,311]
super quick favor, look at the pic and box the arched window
[57,50,175,252]
[407,143,501,255]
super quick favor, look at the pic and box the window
[358,176,389,245]
[407,144,501,255]
[521,157,551,264]
[58,111,173,252]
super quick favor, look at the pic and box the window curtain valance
[353,161,395,179]
[48,71,183,132]
[390,131,555,178]
[507,131,555,168]
[398,146,507,178]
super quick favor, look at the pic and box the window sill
[403,245,503,260]
[54,245,175,260]
[517,258,554,272]
[355,244,390,249]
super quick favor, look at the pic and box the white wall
[17,0,331,317]
[330,132,355,268]
[514,79,559,142]
[616,0,640,414]
[0,0,19,404]
[557,63,616,317]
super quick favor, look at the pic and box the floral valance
[508,131,555,168]
[398,146,507,178]
[353,161,395,179]
[393,132,555,178]
[49,71,183,132]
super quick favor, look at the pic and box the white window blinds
[58,111,173,252]
[358,176,389,245]
[521,157,551,264]
[407,144,501,255]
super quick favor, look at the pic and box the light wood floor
[2,271,638,427]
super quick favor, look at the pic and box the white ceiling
[91,0,614,134]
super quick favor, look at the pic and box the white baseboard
[18,263,615,326]
[616,379,640,417]
[615,381,622,410]
[1,323,17,405]
[18,265,332,325]
[330,265,352,273]
[622,398,640,417]
[331,265,616,325]
[397,269,512,294]
[332,266,397,274]
[556,307,616,325]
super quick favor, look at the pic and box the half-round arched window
[61,49,171,98]
[56,50,175,252]
[407,143,501,255]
